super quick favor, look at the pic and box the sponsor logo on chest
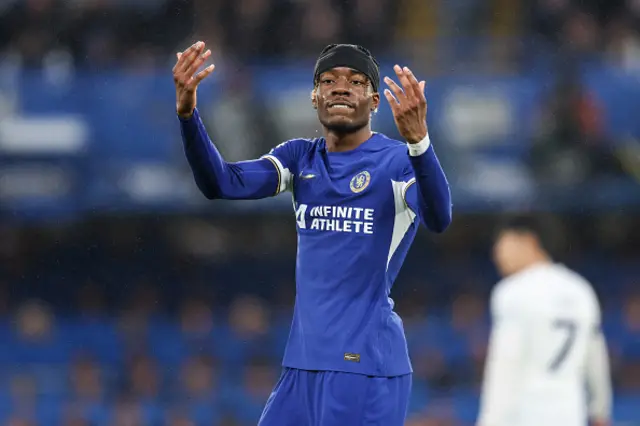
[295,203,375,234]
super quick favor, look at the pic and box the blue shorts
[258,368,412,426]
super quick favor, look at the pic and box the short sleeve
[261,139,308,194]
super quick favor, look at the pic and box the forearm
[407,135,452,232]
[587,331,612,421]
[179,108,279,200]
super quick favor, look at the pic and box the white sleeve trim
[407,134,431,156]
[261,154,292,194]
[387,180,417,269]
[401,177,417,213]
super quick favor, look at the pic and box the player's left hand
[383,65,428,145]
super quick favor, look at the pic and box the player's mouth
[327,100,355,112]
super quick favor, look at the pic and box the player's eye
[351,80,365,85]
[321,79,334,84]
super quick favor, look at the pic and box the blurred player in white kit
[477,215,612,426]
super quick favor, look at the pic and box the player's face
[313,67,380,133]
[493,230,529,277]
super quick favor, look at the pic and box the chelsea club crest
[350,171,371,193]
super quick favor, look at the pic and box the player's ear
[311,88,318,109]
[371,91,380,113]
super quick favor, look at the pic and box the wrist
[407,134,431,156]
[177,107,196,121]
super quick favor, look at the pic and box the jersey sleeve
[180,108,306,200]
[392,137,452,233]
[477,284,528,426]
[261,139,307,194]
[586,292,612,422]
[389,148,421,221]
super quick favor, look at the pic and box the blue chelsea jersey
[263,133,421,377]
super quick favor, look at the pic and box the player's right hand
[173,41,215,119]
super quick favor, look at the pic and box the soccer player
[173,42,452,425]
[477,216,612,426]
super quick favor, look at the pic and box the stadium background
[0,0,639,425]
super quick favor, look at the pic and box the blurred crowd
[0,0,400,70]
[0,0,639,71]
[0,216,638,425]
[528,67,627,184]
[527,0,640,69]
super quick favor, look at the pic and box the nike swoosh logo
[300,173,316,179]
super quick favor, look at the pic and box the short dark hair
[493,214,556,255]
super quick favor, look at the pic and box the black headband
[313,44,380,93]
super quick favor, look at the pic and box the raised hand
[383,65,428,145]
[173,41,215,118]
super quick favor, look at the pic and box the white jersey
[477,263,612,426]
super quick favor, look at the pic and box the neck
[324,125,373,153]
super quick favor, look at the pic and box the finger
[418,80,427,104]
[181,42,205,73]
[173,44,196,73]
[192,64,215,86]
[393,65,414,102]
[173,52,183,73]
[176,41,205,73]
[384,76,406,105]
[184,49,211,79]
[383,89,400,115]
[383,88,399,104]
[174,42,199,71]
[404,67,423,101]
[395,65,417,102]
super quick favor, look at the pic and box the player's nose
[330,85,351,97]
